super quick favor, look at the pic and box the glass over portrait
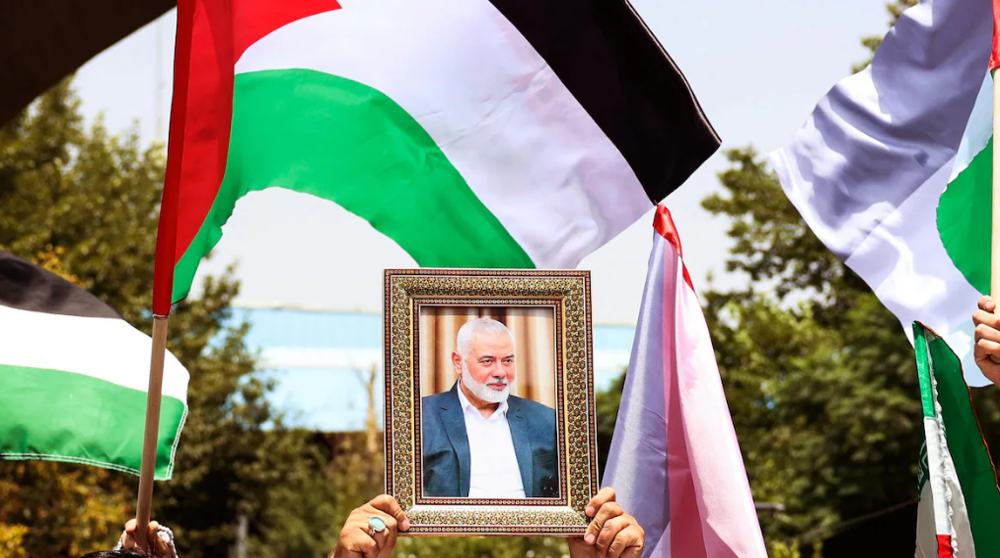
[418,306,560,500]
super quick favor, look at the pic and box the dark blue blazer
[421,383,558,498]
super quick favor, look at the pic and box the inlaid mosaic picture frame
[383,269,599,536]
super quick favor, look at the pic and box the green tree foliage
[596,372,626,477]
[0,79,569,558]
[702,149,925,543]
[0,79,342,557]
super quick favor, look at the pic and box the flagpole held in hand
[985,2,1000,385]
[134,315,170,549]
[992,7,1000,305]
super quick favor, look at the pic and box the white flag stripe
[603,233,670,550]
[770,0,990,257]
[842,160,986,386]
[916,333,977,557]
[949,75,993,182]
[0,304,189,401]
[769,0,992,385]
[235,0,650,270]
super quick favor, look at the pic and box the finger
[369,494,410,532]
[976,323,1000,345]
[974,310,1000,331]
[585,501,624,545]
[596,516,631,557]
[378,534,396,558]
[975,339,1000,361]
[147,521,164,555]
[608,525,645,558]
[586,487,617,518]
[353,507,396,556]
[124,519,138,534]
[973,307,1000,329]
[149,523,172,557]
[365,512,397,558]
[123,532,138,550]
[353,531,380,558]
[342,525,380,558]
[980,296,996,313]
[154,537,173,557]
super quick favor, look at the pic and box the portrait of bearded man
[421,317,559,498]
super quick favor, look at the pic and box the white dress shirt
[457,385,526,498]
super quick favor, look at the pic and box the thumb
[149,522,173,557]
[369,494,410,531]
[124,519,138,534]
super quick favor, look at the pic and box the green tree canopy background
[0,80,566,558]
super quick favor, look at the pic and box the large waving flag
[912,323,1000,557]
[152,0,720,315]
[0,250,189,479]
[0,0,174,126]
[603,206,766,558]
[769,0,994,385]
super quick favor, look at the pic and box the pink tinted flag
[603,205,766,557]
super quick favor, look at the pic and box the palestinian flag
[603,206,767,558]
[913,323,1000,557]
[769,0,997,385]
[0,250,189,480]
[152,0,720,315]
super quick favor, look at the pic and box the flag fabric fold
[769,0,995,385]
[152,0,720,315]
[913,322,1000,557]
[603,205,766,558]
[0,250,189,480]
[991,0,1000,71]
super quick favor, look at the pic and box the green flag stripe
[0,365,186,480]
[925,334,1000,553]
[914,325,936,419]
[937,137,992,296]
[172,69,534,302]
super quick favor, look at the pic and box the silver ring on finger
[368,516,387,538]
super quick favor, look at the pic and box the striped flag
[913,323,1000,557]
[769,0,994,385]
[152,0,720,315]
[603,206,766,558]
[0,250,188,480]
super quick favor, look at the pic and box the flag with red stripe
[603,205,766,558]
[152,0,719,315]
[913,323,1000,557]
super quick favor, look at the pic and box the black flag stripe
[488,0,720,202]
[0,250,121,319]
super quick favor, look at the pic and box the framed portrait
[383,268,599,536]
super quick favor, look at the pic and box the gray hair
[455,318,514,360]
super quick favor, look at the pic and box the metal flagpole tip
[368,516,387,537]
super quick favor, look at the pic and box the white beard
[460,361,511,404]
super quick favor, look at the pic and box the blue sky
[71,1,890,325]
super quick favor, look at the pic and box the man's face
[460,331,516,391]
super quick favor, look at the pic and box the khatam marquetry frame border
[383,269,599,536]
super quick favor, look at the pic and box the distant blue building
[230,306,635,431]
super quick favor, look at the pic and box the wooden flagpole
[994,71,1000,306]
[134,315,170,549]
